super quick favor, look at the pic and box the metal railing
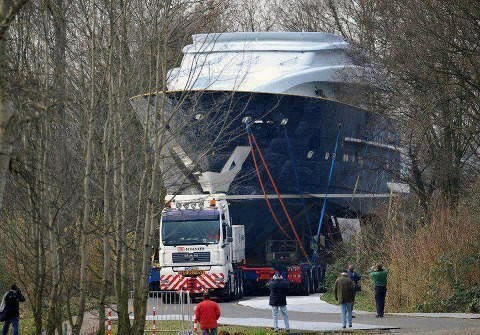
[129,291,193,335]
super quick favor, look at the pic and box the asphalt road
[218,297,480,334]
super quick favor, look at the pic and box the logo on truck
[176,246,205,252]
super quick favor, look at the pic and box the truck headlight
[161,279,170,285]
[214,277,223,283]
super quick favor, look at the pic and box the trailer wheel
[312,267,320,292]
[230,273,236,299]
[302,272,311,296]
[309,275,315,294]
[238,270,244,299]
[233,272,239,300]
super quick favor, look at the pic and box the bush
[324,179,480,313]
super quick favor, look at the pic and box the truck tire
[233,269,244,300]
[238,270,244,299]
[309,275,315,294]
[233,273,239,300]
[221,279,232,302]
[302,272,311,296]
[313,267,320,292]
[231,274,236,299]
[149,281,160,292]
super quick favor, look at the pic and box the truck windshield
[162,220,220,246]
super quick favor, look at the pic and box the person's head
[340,271,348,277]
[203,292,210,300]
[348,264,354,271]
[273,272,283,280]
[376,263,383,271]
[11,284,18,291]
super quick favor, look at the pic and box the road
[217,295,480,334]
[87,294,479,334]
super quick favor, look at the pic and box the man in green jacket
[334,271,354,328]
[369,263,388,317]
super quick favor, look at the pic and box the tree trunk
[74,7,96,331]
[98,112,112,335]
[131,31,168,334]
[0,0,26,211]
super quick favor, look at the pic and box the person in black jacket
[267,273,290,332]
[347,264,362,317]
[1,284,25,335]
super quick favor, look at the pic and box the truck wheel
[312,267,319,292]
[309,275,315,294]
[233,274,238,300]
[222,279,232,302]
[231,274,236,299]
[149,281,160,293]
[238,270,244,299]
[302,273,311,296]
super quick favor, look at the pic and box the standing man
[334,271,354,329]
[267,273,290,332]
[1,284,25,335]
[369,263,388,317]
[194,292,221,335]
[347,264,362,317]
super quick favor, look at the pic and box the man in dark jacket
[347,264,362,317]
[267,273,290,332]
[1,284,25,335]
[194,292,221,335]
[334,272,354,329]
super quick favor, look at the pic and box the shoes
[352,315,356,318]
[342,326,346,328]
[349,325,352,328]
[375,315,384,318]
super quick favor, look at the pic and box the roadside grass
[16,296,380,335]
[17,313,387,335]
[18,310,37,335]
[141,320,383,335]
[218,324,382,334]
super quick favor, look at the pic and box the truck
[149,193,334,301]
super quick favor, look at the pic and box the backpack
[0,291,9,322]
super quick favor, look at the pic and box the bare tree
[0,0,31,210]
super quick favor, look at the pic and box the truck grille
[172,252,210,263]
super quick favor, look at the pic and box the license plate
[178,270,205,276]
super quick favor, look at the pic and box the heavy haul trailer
[148,193,338,300]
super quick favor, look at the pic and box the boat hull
[134,90,399,204]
